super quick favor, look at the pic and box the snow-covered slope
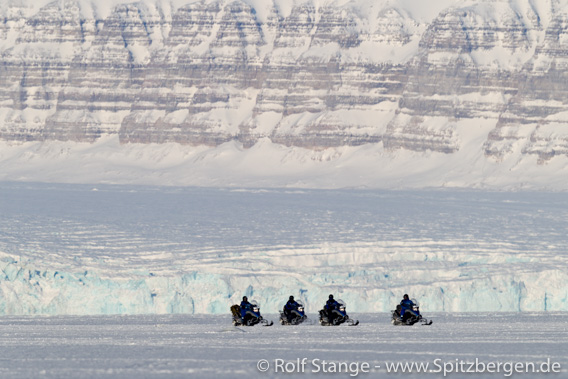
[2,132,568,190]
[1,0,568,190]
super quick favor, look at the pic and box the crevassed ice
[0,184,567,315]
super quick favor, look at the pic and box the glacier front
[0,183,566,315]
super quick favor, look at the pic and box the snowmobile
[231,300,273,326]
[319,299,359,326]
[279,301,308,325]
[391,299,432,326]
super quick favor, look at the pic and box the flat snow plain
[0,313,567,378]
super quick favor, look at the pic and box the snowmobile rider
[325,294,340,311]
[284,296,300,320]
[399,294,420,319]
[324,294,340,321]
[240,296,251,319]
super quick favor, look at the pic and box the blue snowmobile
[279,300,308,325]
[319,298,359,326]
[231,300,273,326]
[391,298,432,326]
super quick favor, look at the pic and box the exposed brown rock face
[1,0,568,162]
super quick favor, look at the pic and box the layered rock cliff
[1,0,568,166]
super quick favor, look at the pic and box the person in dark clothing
[284,296,299,311]
[399,294,420,320]
[324,294,340,322]
[240,296,251,319]
[284,296,300,321]
[325,294,339,311]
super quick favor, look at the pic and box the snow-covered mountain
[1,0,568,189]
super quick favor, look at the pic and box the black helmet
[289,296,294,301]
[403,294,409,300]
[243,296,248,301]
[329,294,334,299]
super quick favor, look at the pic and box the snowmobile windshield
[296,302,305,311]
[249,300,260,313]
[411,299,419,308]
[336,299,346,310]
